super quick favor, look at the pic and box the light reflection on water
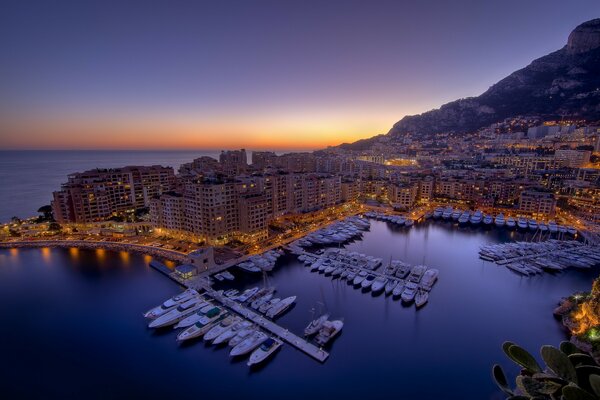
[0,220,597,400]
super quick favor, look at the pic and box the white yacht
[494,213,505,227]
[370,276,388,293]
[517,217,528,230]
[470,210,483,225]
[247,337,282,366]
[415,289,429,308]
[360,274,376,290]
[173,303,217,329]
[539,222,548,232]
[315,320,344,346]
[143,289,198,319]
[384,279,398,295]
[483,215,493,225]
[392,280,406,297]
[528,219,538,231]
[204,316,240,342]
[213,321,252,345]
[176,312,229,341]
[451,209,462,220]
[404,218,414,227]
[251,292,273,310]
[442,207,453,219]
[230,331,268,357]
[567,226,577,235]
[353,271,368,286]
[148,298,205,328]
[236,287,260,303]
[506,216,516,229]
[420,269,439,290]
[548,220,558,233]
[401,282,419,303]
[259,298,280,314]
[407,265,427,283]
[458,211,471,225]
[266,296,296,318]
[433,207,444,219]
[229,328,256,347]
[304,313,330,336]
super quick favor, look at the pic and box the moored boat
[247,337,283,366]
[314,320,344,346]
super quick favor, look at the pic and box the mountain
[339,18,600,150]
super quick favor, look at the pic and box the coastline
[0,240,188,263]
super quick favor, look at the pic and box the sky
[0,0,599,151]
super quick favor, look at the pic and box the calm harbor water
[1,220,597,399]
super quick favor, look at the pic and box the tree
[37,205,54,221]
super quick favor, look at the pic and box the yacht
[433,207,444,219]
[395,264,411,279]
[401,282,419,303]
[458,211,471,225]
[360,274,376,290]
[224,289,239,298]
[176,312,229,341]
[415,289,429,308]
[324,264,336,275]
[451,209,462,221]
[230,331,268,357]
[517,217,528,230]
[407,265,427,283]
[353,271,368,286]
[384,279,398,295]
[173,304,217,329]
[404,219,414,227]
[259,298,281,314]
[420,269,439,290]
[442,207,453,219]
[470,210,483,225]
[506,216,516,229]
[229,328,256,347]
[314,320,344,346]
[251,292,273,310]
[148,298,205,328]
[236,287,260,303]
[247,337,283,366]
[539,222,548,232]
[494,213,505,227]
[528,219,538,231]
[237,261,261,273]
[548,220,558,233]
[221,271,235,281]
[567,226,577,235]
[370,276,388,293]
[304,313,330,336]
[558,225,567,234]
[213,321,252,345]
[266,296,296,318]
[204,316,240,342]
[392,280,406,297]
[483,215,493,226]
[143,289,198,319]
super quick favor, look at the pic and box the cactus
[493,341,600,400]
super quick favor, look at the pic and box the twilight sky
[1,0,599,150]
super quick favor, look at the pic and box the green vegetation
[493,341,600,399]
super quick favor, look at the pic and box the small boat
[304,313,330,336]
[266,296,296,318]
[415,289,429,308]
[221,271,235,280]
[384,279,398,295]
[420,269,439,290]
[361,274,376,290]
[392,280,406,297]
[494,214,505,227]
[315,320,343,346]
[371,276,388,293]
[247,337,283,366]
[506,217,516,229]
[236,287,260,303]
[401,282,418,303]
[230,331,268,357]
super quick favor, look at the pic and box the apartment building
[518,190,556,216]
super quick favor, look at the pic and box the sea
[0,220,597,399]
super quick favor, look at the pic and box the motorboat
[392,280,406,297]
[407,265,427,283]
[401,282,418,303]
[176,311,229,341]
[395,263,411,279]
[251,292,273,310]
[353,271,368,286]
[236,287,260,303]
[143,289,198,319]
[470,210,483,225]
[506,216,516,229]
[567,226,577,235]
[517,217,528,230]
[539,222,548,232]
[458,211,470,225]
[259,298,281,314]
[360,274,376,290]
[204,316,240,342]
[451,209,462,221]
[528,219,538,231]
[148,298,205,328]
[420,269,439,290]
[483,215,493,225]
[230,331,268,357]
[173,303,217,329]
[229,328,256,347]
[304,313,330,336]
[315,320,343,346]
[415,289,429,308]
[433,207,443,219]
[494,214,505,227]
[548,220,558,233]
[404,218,414,227]
[384,279,398,295]
[442,207,453,219]
[266,296,296,318]
[247,337,283,366]
[370,276,388,293]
